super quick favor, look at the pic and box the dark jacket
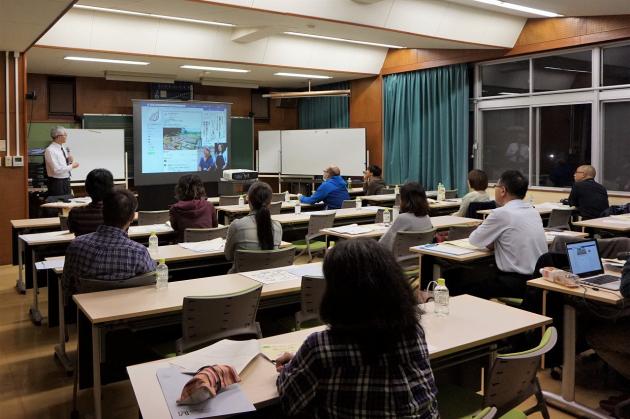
[568,178,609,220]
[68,202,104,236]
[169,199,217,242]
[363,177,387,195]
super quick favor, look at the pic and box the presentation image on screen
[133,100,230,185]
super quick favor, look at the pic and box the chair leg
[523,378,550,419]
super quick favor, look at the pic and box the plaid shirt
[63,225,156,295]
[277,324,438,418]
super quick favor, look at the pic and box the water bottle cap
[159,258,165,264]
[437,278,446,286]
[151,231,156,235]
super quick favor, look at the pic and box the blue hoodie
[300,175,350,209]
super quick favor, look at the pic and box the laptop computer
[565,239,621,291]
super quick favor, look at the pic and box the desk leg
[54,276,73,373]
[542,304,612,419]
[15,239,26,294]
[92,326,102,419]
[29,248,43,325]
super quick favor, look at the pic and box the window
[481,60,529,97]
[602,45,630,86]
[482,108,529,181]
[602,102,630,191]
[533,51,592,92]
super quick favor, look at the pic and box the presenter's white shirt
[44,142,72,179]
[469,199,547,275]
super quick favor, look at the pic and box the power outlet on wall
[4,156,13,167]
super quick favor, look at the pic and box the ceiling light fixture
[64,56,149,65]
[181,65,250,73]
[274,72,332,79]
[471,0,562,17]
[73,4,235,27]
[200,78,259,89]
[105,71,175,83]
[263,80,350,99]
[284,31,404,49]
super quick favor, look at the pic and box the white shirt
[469,199,547,275]
[44,142,72,179]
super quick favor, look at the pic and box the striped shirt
[277,324,438,418]
[67,202,104,236]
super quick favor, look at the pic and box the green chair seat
[499,409,527,419]
[497,297,523,307]
[437,383,483,419]
[292,240,327,252]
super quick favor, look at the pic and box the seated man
[63,189,156,296]
[67,168,114,236]
[299,165,350,210]
[568,165,609,220]
[363,164,386,195]
[448,170,547,299]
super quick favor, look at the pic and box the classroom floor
[0,262,622,419]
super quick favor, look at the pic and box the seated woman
[68,168,114,236]
[276,238,438,418]
[453,169,490,217]
[379,182,433,250]
[224,181,282,272]
[169,174,217,242]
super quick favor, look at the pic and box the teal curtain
[383,64,469,196]
[298,82,350,129]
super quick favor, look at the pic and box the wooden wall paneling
[194,85,251,117]
[254,102,299,151]
[76,77,148,115]
[350,76,382,168]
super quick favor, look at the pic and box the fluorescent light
[263,90,350,99]
[201,78,259,89]
[105,71,175,83]
[284,31,404,49]
[64,56,149,65]
[543,66,591,74]
[274,72,332,79]
[73,4,234,27]
[181,65,250,73]
[472,0,562,17]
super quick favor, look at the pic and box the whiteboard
[258,130,281,173]
[281,128,366,176]
[65,129,125,181]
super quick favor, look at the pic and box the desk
[215,201,318,224]
[126,295,551,419]
[528,277,625,419]
[361,190,439,206]
[74,264,312,419]
[41,197,91,216]
[477,203,574,218]
[573,214,630,234]
[271,207,383,236]
[19,224,174,325]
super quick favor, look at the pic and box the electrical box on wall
[4,156,13,167]
[12,156,24,167]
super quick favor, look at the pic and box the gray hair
[50,126,67,139]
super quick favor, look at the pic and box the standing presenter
[44,126,79,196]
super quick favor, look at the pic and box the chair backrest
[76,271,157,294]
[341,199,356,209]
[59,215,69,231]
[392,229,437,263]
[268,201,283,215]
[375,208,385,223]
[295,275,326,328]
[467,201,496,219]
[219,195,241,206]
[306,212,336,238]
[233,246,296,273]
[446,225,478,241]
[183,226,229,243]
[547,208,572,230]
[395,193,401,206]
[271,193,285,202]
[445,189,457,199]
[484,327,557,416]
[180,285,262,353]
[381,187,395,195]
[597,237,630,258]
[137,210,170,226]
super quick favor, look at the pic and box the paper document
[156,367,255,419]
[179,238,225,253]
[35,259,65,270]
[241,269,299,285]
[260,343,303,361]
[446,239,485,251]
[327,224,373,235]
[169,339,261,374]
[285,263,324,278]
[129,223,173,235]
[415,243,474,256]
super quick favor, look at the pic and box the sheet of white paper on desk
[362,206,382,211]
[179,238,225,253]
[260,343,303,361]
[327,224,373,235]
[129,223,173,234]
[156,367,255,419]
[285,263,324,278]
[417,244,474,256]
[35,259,65,270]
[446,239,485,251]
[241,269,299,285]
[169,339,261,374]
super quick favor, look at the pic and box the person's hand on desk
[275,352,294,372]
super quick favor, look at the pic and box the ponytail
[247,182,275,250]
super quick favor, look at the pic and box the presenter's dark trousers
[47,177,71,196]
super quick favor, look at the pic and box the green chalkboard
[28,122,80,151]
[230,117,254,170]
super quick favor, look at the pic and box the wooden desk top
[126,295,551,418]
[11,217,60,229]
[271,207,381,225]
[216,201,313,214]
[19,223,174,246]
[477,202,574,216]
[572,214,630,232]
[428,199,462,210]
[528,277,625,305]
[361,194,396,203]
[41,197,92,209]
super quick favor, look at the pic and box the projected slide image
[163,127,201,150]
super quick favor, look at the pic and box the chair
[445,189,458,199]
[395,193,401,206]
[183,226,228,242]
[176,285,263,354]
[466,201,497,219]
[341,199,357,209]
[294,275,326,329]
[375,208,385,223]
[219,195,241,206]
[392,229,436,287]
[137,210,170,226]
[272,193,286,202]
[546,208,572,230]
[438,327,557,419]
[269,201,283,215]
[233,246,296,273]
[446,224,478,241]
[59,215,69,231]
[292,212,336,261]
[381,187,395,195]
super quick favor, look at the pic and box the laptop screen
[566,240,604,278]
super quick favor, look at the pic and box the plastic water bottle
[295,200,301,214]
[284,191,290,202]
[238,195,245,206]
[433,278,449,316]
[347,178,352,190]
[394,185,400,195]
[383,209,391,224]
[148,231,158,259]
[156,258,168,289]
[437,182,446,201]
[355,197,362,209]
[392,206,400,221]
